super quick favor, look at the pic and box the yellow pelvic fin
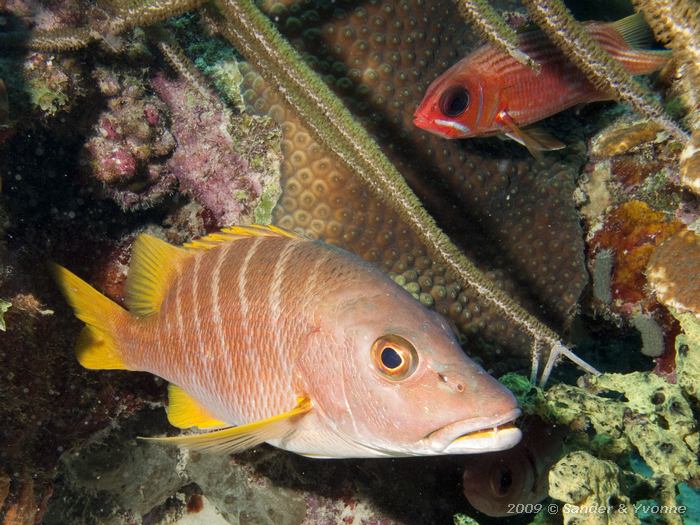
[141,396,313,454]
[184,224,303,251]
[125,234,192,317]
[51,263,130,370]
[167,384,228,429]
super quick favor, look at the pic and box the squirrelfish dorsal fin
[167,384,228,429]
[141,397,313,454]
[184,224,303,251]
[125,234,192,317]
[610,13,654,49]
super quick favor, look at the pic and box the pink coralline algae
[80,67,176,210]
[151,72,276,227]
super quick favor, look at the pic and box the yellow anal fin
[184,224,303,251]
[125,234,192,317]
[51,263,130,370]
[167,384,228,429]
[141,397,313,454]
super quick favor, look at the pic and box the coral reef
[0,0,596,378]
[150,69,281,226]
[80,66,177,210]
[0,50,85,125]
[674,310,700,405]
[590,201,684,316]
[504,370,699,523]
[647,229,700,320]
[548,451,640,525]
[1,0,699,522]
[632,0,700,195]
[578,112,700,374]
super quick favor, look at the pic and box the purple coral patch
[151,72,263,226]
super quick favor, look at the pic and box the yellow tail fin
[51,263,131,370]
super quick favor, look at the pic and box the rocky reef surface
[1,0,700,523]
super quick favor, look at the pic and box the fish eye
[439,86,470,117]
[371,334,418,381]
[493,464,513,495]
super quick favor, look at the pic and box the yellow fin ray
[142,397,313,454]
[51,263,130,370]
[167,384,228,429]
[184,224,302,251]
[125,234,192,317]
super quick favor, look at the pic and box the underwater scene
[1,0,700,522]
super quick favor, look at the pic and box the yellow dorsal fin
[141,397,313,454]
[125,234,192,317]
[184,224,303,251]
[167,384,228,429]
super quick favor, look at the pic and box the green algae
[548,451,641,525]
[252,180,280,224]
[0,299,10,331]
[166,14,245,109]
[673,309,700,405]
[453,513,480,525]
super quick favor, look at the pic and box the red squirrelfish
[413,14,671,156]
[53,225,521,458]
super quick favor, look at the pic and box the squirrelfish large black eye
[371,334,419,381]
[439,86,470,117]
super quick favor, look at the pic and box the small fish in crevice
[53,225,521,458]
[413,14,671,159]
[462,417,566,517]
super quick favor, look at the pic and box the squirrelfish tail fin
[601,14,672,75]
[611,13,654,49]
[51,263,131,370]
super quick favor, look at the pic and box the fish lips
[412,113,467,139]
[425,408,522,454]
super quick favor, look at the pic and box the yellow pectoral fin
[142,397,313,454]
[166,385,228,429]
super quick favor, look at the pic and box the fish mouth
[425,408,522,454]
[412,113,433,131]
[412,113,468,139]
